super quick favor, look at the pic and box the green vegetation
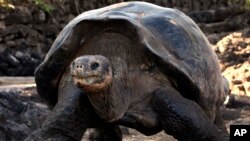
[246,0,250,9]
[33,0,54,14]
[1,0,54,13]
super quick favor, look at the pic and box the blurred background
[0,0,250,141]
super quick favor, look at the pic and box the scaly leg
[25,77,94,141]
[152,87,229,141]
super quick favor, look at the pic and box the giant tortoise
[26,2,229,141]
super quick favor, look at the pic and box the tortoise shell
[35,2,226,119]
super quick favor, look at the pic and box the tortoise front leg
[25,77,122,141]
[89,125,122,141]
[152,87,229,141]
[25,78,93,141]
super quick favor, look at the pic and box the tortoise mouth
[72,74,112,92]
[72,75,103,85]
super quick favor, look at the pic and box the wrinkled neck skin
[86,78,130,122]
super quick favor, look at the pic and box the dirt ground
[212,29,250,96]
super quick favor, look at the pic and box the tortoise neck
[86,80,130,122]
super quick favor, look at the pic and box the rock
[0,47,42,76]
[19,106,49,129]
[44,25,59,37]
[0,13,6,20]
[30,57,39,64]
[4,34,15,42]
[15,51,25,60]
[32,10,46,23]
[0,44,7,53]
[199,21,240,34]
[226,95,250,108]
[188,6,245,23]
[25,30,43,47]
[0,86,49,141]
[68,14,75,21]
[35,43,48,59]
[217,38,231,53]
[6,54,20,67]
[246,75,250,81]
[6,40,16,47]
[0,104,16,119]
[207,32,229,44]
[23,52,31,60]
[0,21,6,30]
[11,0,24,5]
[232,79,243,85]
[207,34,221,44]
[242,28,250,37]
[3,120,29,140]
[5,7,32,25]
[0,25,29,37]
[238,41,248,48]
[14,38,26,47]
[30,51,41,60]
[243,82,250,97]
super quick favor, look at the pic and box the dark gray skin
[26,2,229,141]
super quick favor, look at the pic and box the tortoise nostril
[91,62,99,70]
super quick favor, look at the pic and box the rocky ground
[209,29,250,96]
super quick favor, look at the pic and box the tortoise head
[70,55,112,92]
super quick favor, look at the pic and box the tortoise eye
[91,62,99,70]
